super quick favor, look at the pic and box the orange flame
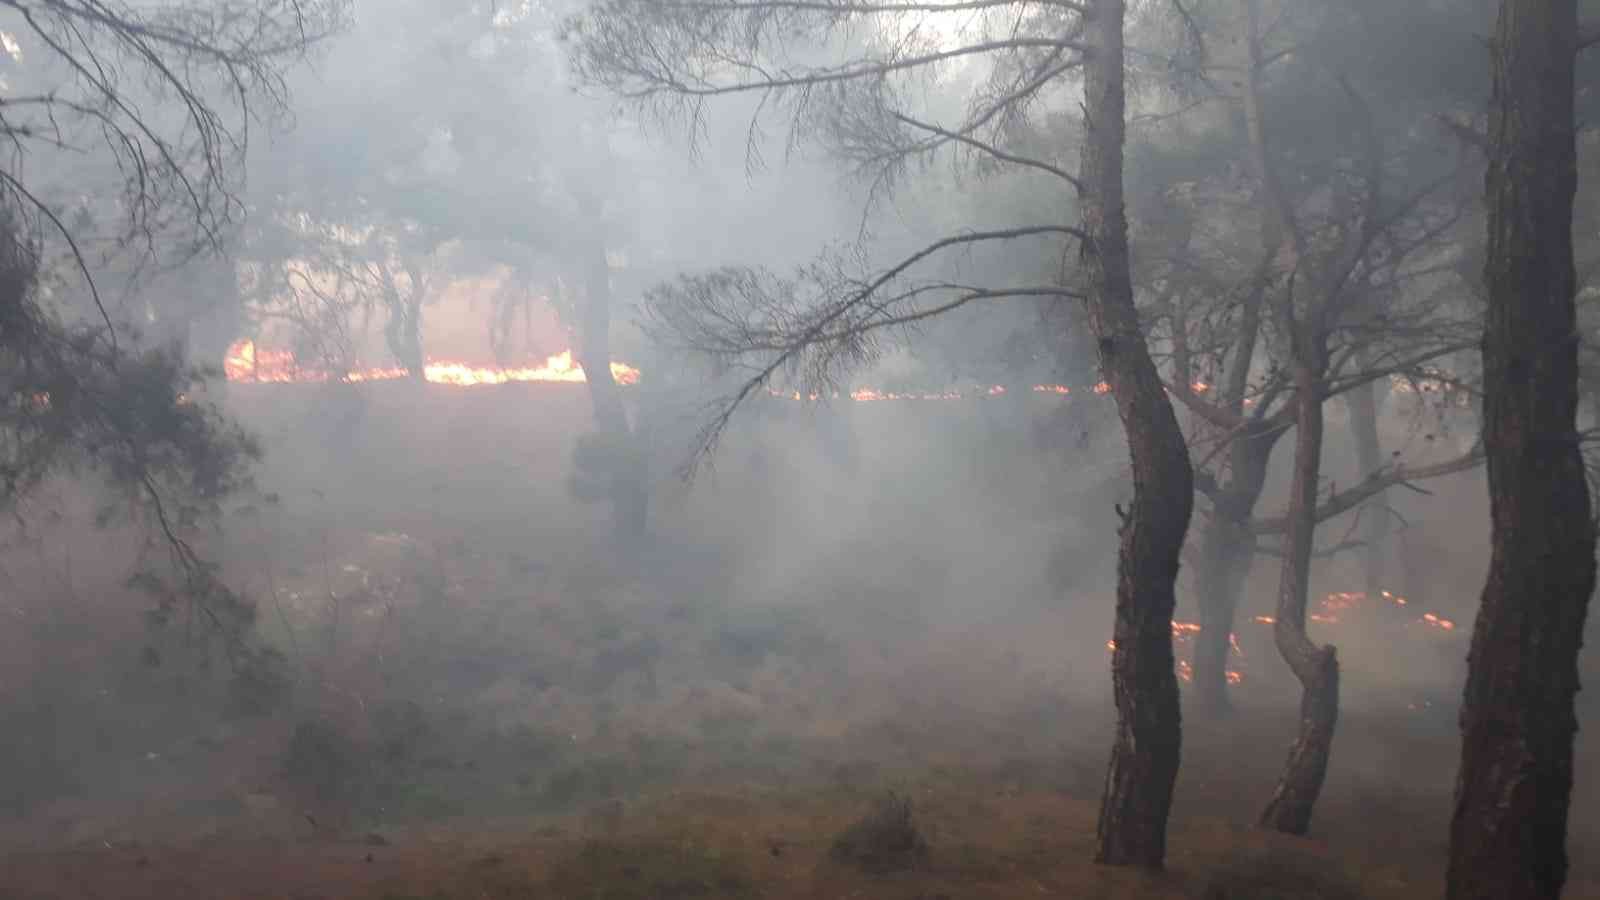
[223,341,641,387]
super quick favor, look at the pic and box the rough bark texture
[580,240,649,541]
[1446,0,1596,895]
[1085,0,1193,871]
[1260,358,1339,835]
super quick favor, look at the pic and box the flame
[228,339,1114,402]
[224,341,641,387]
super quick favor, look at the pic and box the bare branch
[1252,446,1485,535]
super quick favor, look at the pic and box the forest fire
[1107,619,1245,684]
[223,341,642,387]
[1307,589,1456,632]
[1106,589,1461,688]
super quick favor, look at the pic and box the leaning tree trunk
[579,240,649,542]
[1083,0,1194,870]
[1446,0,1596,896]
[1260,355,1339,835]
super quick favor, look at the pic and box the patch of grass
[830,791,930,874]
[545,838,757,899]
[542,757,633,809]
[376,865,542,900]
[1200,847,1368,900]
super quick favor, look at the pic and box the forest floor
[0,406,1574,900]
[6,710,1600,900]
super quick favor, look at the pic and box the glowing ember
[1093,381,1111,395]
[1033,384,1071,396]
[223,341,641,387]
[1297,590,1460,635]
[1108,620,1244,685]
[1421,612,1456,631]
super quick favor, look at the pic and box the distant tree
[567,0,1193,867]
[1446,0,1598,896]
[240,0,655,541]
[1132,0,1491,718]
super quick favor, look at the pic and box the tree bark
[1084,0,1193,871]
[1260,356,1339,835]
[579,239,649,542]
[1447,0,1596,895]
[1191,424,1278,715]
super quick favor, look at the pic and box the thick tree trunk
[1260,359,1338,835]
[579,241,649,542]
[1083,0,1193,871]
[1446,0,1596,896]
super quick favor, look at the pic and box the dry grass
[11,766,1589,900]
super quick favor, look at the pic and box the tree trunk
[1192,514,1247,714]
[1083,0,1194,870]
[1446,0,1595,895]
[1260,358,1338,835]
[579,240,649,542]
[384,290,425,382]
[1190,425,1278,715]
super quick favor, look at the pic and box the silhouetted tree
[1447,0,1598,896]
[568,0,1192,867]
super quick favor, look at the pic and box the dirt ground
[0,384,1577,899]
[7,710,1600,900]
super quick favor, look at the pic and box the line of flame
[224,342,641,387]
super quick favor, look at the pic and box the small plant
[830,790,930,874]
